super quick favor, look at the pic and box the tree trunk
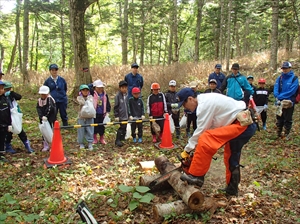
[22,0,30,83]
[218,0,224,63]
[119,0,128,65]
[69,0,96,96]
[269,0,279,73]
[291,0,300,51]
[139,174,172,192]
[225,0,231,72]
[154,155,204,210]
[0,45,4,71]
[60,0,66,69]
[242,20,249,56]
[35,22,39,71]
[194,0,204,62]
[172,0,179,63]
[30,15,37,71]
[167,23,173,65]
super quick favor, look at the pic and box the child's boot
[99,135,107,145]
[133,138,137,143]
[79,144,85,149]
[138,137,142,143]
[175,128,181,139]
[23,140,34,153]
[5,143,16,154]
[262,123,267,130]
[152,135,157,143]
[88,143,93,150]
[93,134,98,144]
[42,141,49,152]
[115,130,124,147]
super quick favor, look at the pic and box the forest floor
[0,91,299,224]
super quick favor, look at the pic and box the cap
[231,63,239,70]
[247,75,254,80]
[209,79,217,84]
[4,81,13,89]
[131,63,139,68]
[0,80,4,85]
[190,81,198,88]
[215,64,222,69]
[151,83,160,90]
[79,84,89,91]
[132,87,141,94]
[93,80,105,88]
[258,78,266,84]
[49,64,59,70]
[119,80,128,87]
[175,88,195,108]
[0,70,4,75]
[281,61,292,69]
[169,80,176,86]
[38,85,50,94]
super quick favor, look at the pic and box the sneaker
[79,144,85,149]
[87,143,93,151]
[152,135,157,143]
[138,138,142,143]
[180,173,204,188]
[133,138,137,143]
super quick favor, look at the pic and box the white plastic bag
[169,114,175,133]
[80,99,96,118]
[125,123,131,139]
[103,114,111,124]
[11,107,23,134]
[179,115,187,129]
[39,120,53,143]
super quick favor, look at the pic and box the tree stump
[154,155,204,210]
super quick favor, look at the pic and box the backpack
[279,75,300,104]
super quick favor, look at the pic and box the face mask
[5,91,10,96]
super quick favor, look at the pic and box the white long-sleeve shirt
[184,93,246,152]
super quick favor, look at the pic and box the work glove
[249,95,253,100]
[129,116,133,120]
[171,109,179,114]
[263,104,268,111]
[275,100,281,106]
[115,117,119,122]
[180,150,190,160]
[141,115,145,120]
[171,103,179,109]
[8,125,13,132]
[42,116,48,121]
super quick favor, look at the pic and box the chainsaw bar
[149,166,182,190]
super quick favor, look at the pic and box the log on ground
[139,174,172,192]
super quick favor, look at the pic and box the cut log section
[154,155,204,210]
[139,161,156,171]
[139,174,172,192]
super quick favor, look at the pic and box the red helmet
[258,78,266,84]
[151,83,160,90]
[132,87,141,94]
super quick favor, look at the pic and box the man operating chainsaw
[175,88,256,196]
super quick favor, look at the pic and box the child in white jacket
[77,85,95,150]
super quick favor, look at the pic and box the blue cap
[49,64,59,70]
[0,80,4,85]
[131,63,139,68]
[215,64,222,69]
[175,88,195,108]
[281,61,292,69]
[247,75,254,80]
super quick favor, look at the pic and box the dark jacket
[274,71,299,103]
[204,88,221,94]
[114,91,128,120]
[147,93,167,117]
[44,76,68,103]
[124,73,144,98]
[36,96,57,124]
[244,84,256,105]
[128,97,145,118]
[208,72,225,89]
[0,94,11,127]
[254,87,269,106]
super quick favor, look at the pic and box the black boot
[180,173,204,188]
[62,120,68,126]
[225,166,241,196]
[277,127,283,138]
[284,129,291,140]
[115,130,124,147]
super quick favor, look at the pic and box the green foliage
[118,185,154,211]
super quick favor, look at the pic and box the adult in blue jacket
[44,64,68,126]
[220,63,254,102]
[208,64,225,90]
[125,63,144,98]
[273,61,299,139]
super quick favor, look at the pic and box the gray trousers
[77,118,94,144]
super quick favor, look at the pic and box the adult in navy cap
[176,87,256,196]
[43,64,68,126]
[124,63,144,98]
[273,61,299,139]
[208,64,225,90]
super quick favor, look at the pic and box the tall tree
[225,0,232,72]
[194,0,205,62]
[69,0,96,94]
[269,0,279,73]
[119,0,128,65]
[22,0,30,83]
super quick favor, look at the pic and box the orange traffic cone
[155,113,177,150]
[44,121,72,168]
